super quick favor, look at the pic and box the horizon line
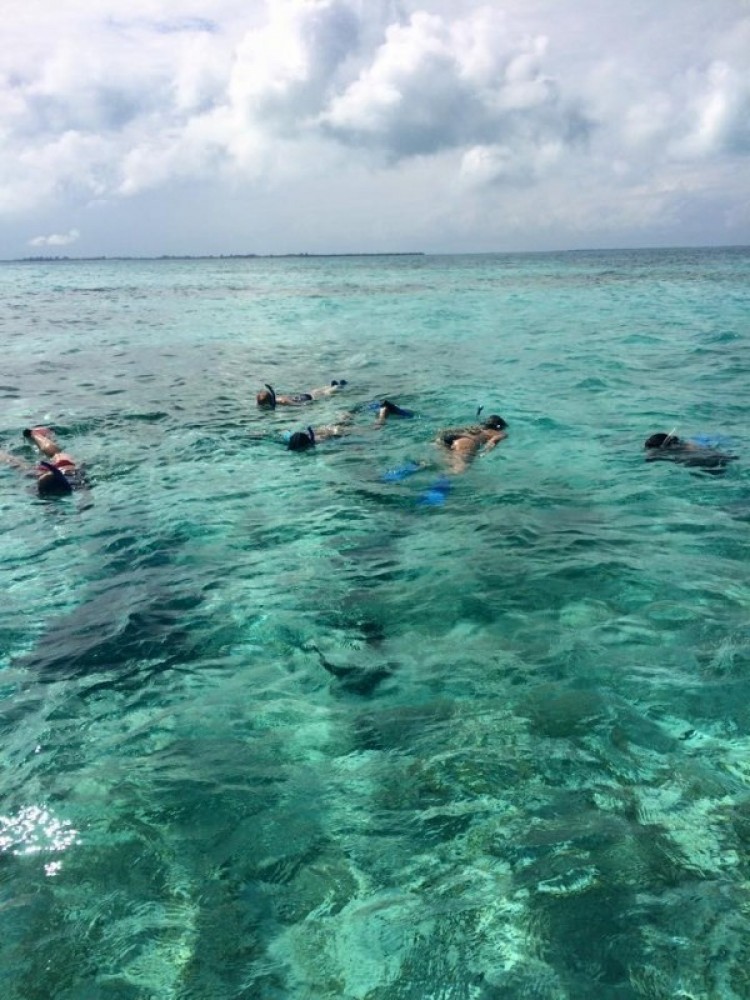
[3,243,750,264]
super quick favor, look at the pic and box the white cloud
[227,0,361,126]
[28,228,80,247]
[676,61,750,158]
[319,10,589,161]
[460,138,565,187]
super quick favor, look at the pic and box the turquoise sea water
[1,248,749,999]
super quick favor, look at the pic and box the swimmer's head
[37,462,72,496]
[379,399,414,419]
[257,384,277,409]
[287,428,315,452]
[482,414,508,431]
[645,432,681,449]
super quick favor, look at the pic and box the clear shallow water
[1,248,749,999]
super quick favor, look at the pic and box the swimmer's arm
[0,450,33,472]
[481,430,507,453]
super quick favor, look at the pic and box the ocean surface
[1,247,749,1000]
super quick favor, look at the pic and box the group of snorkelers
[0,378,739,499]
[256,378,737,475]
[256,379,510,475]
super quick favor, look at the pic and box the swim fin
[381,461,421,483]
[417,476,452,506]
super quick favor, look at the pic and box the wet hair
[287,428,315,452]
[645,432,681,449]
[482,414,508,431]
[37,463,73,496]
[257,384,277,409]
[379,399,415,419]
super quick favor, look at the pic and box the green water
[1,249,749,998]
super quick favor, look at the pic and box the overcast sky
[2,0,749,257]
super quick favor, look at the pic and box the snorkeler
[284,412,355,451]
[375,399,415,425]
[256,380,347,409]
[436,414,508,474]
[644,431,738,473]
[0,426,86,496]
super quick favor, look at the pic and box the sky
[2,0,750,257]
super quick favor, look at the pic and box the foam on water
[1,249,749,998]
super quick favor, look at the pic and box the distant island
[9,252,426,263]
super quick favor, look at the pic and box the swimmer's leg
[24,427,61,458]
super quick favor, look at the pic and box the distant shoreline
[5,252,427,263]
[3,245,749,264]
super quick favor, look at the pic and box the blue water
[1,248,749,999]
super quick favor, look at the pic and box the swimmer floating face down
[257,380,348,409]
[0,426,85,497]
[644,431,738,473]
[437,414,508,474]
[284,412,354,450]
[25,426,82,494]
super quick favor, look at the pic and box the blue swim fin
[689,434,733,448]
[381,461,421,483]
[417,476,452,506]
